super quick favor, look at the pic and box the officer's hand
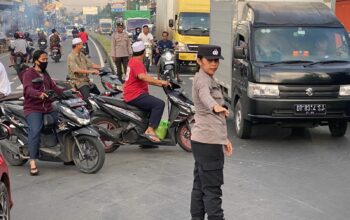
[213,104,229,117]
[224,139,233,156]
[38,92,48,100]
[91,69,99,75]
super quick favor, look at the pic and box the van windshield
[178,13,209,36]
[100,23,111,28]
[126,19,150,32]
[253,27,350,63]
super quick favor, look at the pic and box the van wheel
[234,100,252,139]
[329,121,347,137]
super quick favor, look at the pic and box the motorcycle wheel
[72,136,105,174]
[0,182,10,220]
[176,123,192,152]
[0,140,27,166]
[91,117,120,153]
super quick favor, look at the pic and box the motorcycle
[27,40,35,63]
[159,48,176,80]
[51,45,61,63]
[89,79,194,153]
[13,52,26,74]
[38,38,47,51]
[82,43,89,57]
[143,42,152,72]
[99,68,123,97]
[0,86,105,174]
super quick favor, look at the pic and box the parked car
[0,123,13,219]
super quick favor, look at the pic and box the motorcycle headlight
[165,52,173,61]
[60,106,90,125]
[247,82,279,98]
[177,42,186,51]
[339,85,350,97]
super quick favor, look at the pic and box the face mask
[38,61,48,71]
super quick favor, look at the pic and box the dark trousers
[191,141,225,220]
[115,56,129,80]
[84,43,89,55]
[78,84,100,109]
[26,111,57,159]
[127,93,165,129]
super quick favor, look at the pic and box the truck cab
[211,1,350,138]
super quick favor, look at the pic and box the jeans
[191,141,225,220]
[127,93,165,129]
[26,111,57,159]
[78,84,100,109]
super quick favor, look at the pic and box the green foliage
[90,32,111,55]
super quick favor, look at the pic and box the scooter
[158,48,176,80]
[38,38,47,51]
[89,79,194,153]
[51,45,61,63]
[0,86,105,174]
[143,42,152,72]
[12,52,26,74]
[99,67,123,97]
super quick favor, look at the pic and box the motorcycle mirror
[0,123,10,140]
[32,77,44,84]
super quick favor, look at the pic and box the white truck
[210,0,350,139]
[99,18,113,35]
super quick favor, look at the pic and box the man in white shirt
[137,25,154,44]
[9,32,29,65]
[0,62,12,98]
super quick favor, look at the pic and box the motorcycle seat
[0,92,23,102]
[100,96,149,118]
[7,104,24,118]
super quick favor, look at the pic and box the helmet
[51,29,57,34]
[24,32,30,38]
[36,28,40,32]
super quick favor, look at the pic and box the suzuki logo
[305,88,313,96]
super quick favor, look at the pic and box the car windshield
[100,23,111,28]
[126,19,150,32]
[253,27,350,63]
[178,12,209,36]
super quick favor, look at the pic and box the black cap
[197,45,224,60]
[116,22,123,27]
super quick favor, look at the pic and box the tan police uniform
[111,29,132,80]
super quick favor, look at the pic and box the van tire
[234,100,252,139]
[328,121,347,137]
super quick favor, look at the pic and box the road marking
[16,84,23,90]
[90,38,105,68]
[0,53,9,59]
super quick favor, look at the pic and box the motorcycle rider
[137,25,154,45]
[49,29,62,56]
[24,32,34,62]
[9,32,29,66]
[72,27,79,38]
[67,38,101,109]
[124,41,171,143]
[132,27,142,43]
[37,30,48,50]
[22,50,67,176]
[78,27,89,57]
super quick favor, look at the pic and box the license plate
[40,42,45,45]
[164,61,174,65]
[294,104,326,115]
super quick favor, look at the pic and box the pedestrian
[67,38,101,109]
[0,61,11,98]
[22,50,67,176]
[190,45,233,220]
[111,22,132,82]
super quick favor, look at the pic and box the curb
[89,34,117,75]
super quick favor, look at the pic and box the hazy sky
[60,0,110,12]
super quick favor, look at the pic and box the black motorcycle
[51,45,61,63]
[82,43,89,57]
[38,38,47,51]
[99,68,123,97]
[0,86,105,174]
[13,52,26,74]
[89,80,194,153]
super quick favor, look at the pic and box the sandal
[141,133,161,143]
[30,167,40,176]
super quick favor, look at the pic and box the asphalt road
[1,38,350,220]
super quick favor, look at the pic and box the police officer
[190,45,233,220]
[67,38,101,109]
[111,22,132,81]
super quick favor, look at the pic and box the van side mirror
[169,19,174,28]
[234,46,246,59]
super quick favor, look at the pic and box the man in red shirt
[124,41,170,143]
[78,27,89,57]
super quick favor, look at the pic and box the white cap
[132,41,145,53]
[72,38,82,45]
